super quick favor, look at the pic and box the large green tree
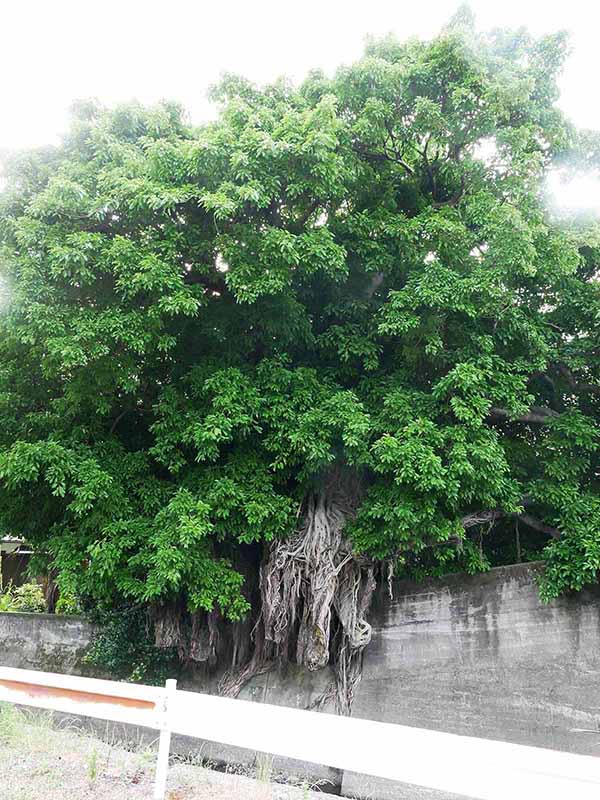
[1,12,599,703]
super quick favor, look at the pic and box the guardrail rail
[1,665,599,799]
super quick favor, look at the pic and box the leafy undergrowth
[0,704,331,799]
[0,582,46,614]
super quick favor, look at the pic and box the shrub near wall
[0,582,45,613]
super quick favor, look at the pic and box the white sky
[2,0,600,153]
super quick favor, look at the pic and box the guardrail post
[153,678,177,800]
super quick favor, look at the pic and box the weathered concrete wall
[3,563,600,799]
[0,611,95,674]
[343,562,600,800]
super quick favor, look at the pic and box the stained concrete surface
[342,563,600,799]
[0,610,94,673]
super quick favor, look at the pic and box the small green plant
[0,585,15,612]
[55,591,81,616]
[255,752,273,784]
[87,747,99,782]
[0,702,21,743]
[0,581,45,613]
[12,581,46,612]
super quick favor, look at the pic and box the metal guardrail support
[154,678,177,800]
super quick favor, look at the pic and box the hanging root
[332,559,376,714]
[188,608,220,665]
[152,600,183,649]
[262,490,349,670]
[217,643,274,697]
[152,602,221,666]
[153,551,260,671]
[220,469,378,714]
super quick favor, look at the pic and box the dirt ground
[0,704,333,800]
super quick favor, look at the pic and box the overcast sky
[1,0,600,153]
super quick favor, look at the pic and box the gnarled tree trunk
[220,468,378,713]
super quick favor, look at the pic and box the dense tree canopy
[0,12,599,692]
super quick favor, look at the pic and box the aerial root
[220,472,378,713]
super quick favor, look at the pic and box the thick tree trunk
[220,468,377,713]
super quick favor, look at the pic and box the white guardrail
[1,666,600,800]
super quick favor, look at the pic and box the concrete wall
[2,563,600,799]
[343,563,600,799]
[0,611,95,674]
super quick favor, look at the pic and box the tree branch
[461,510,505,529]
[365,272,385,299]
[353,141,414,176]
[383,122,415,176]
[461,506,561,540]
[517,513,561,540]
[490,406,559,424]
[109,409,130,435]
[292,199,320,233]
[432,174,466,208]
[557,364,600,396]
